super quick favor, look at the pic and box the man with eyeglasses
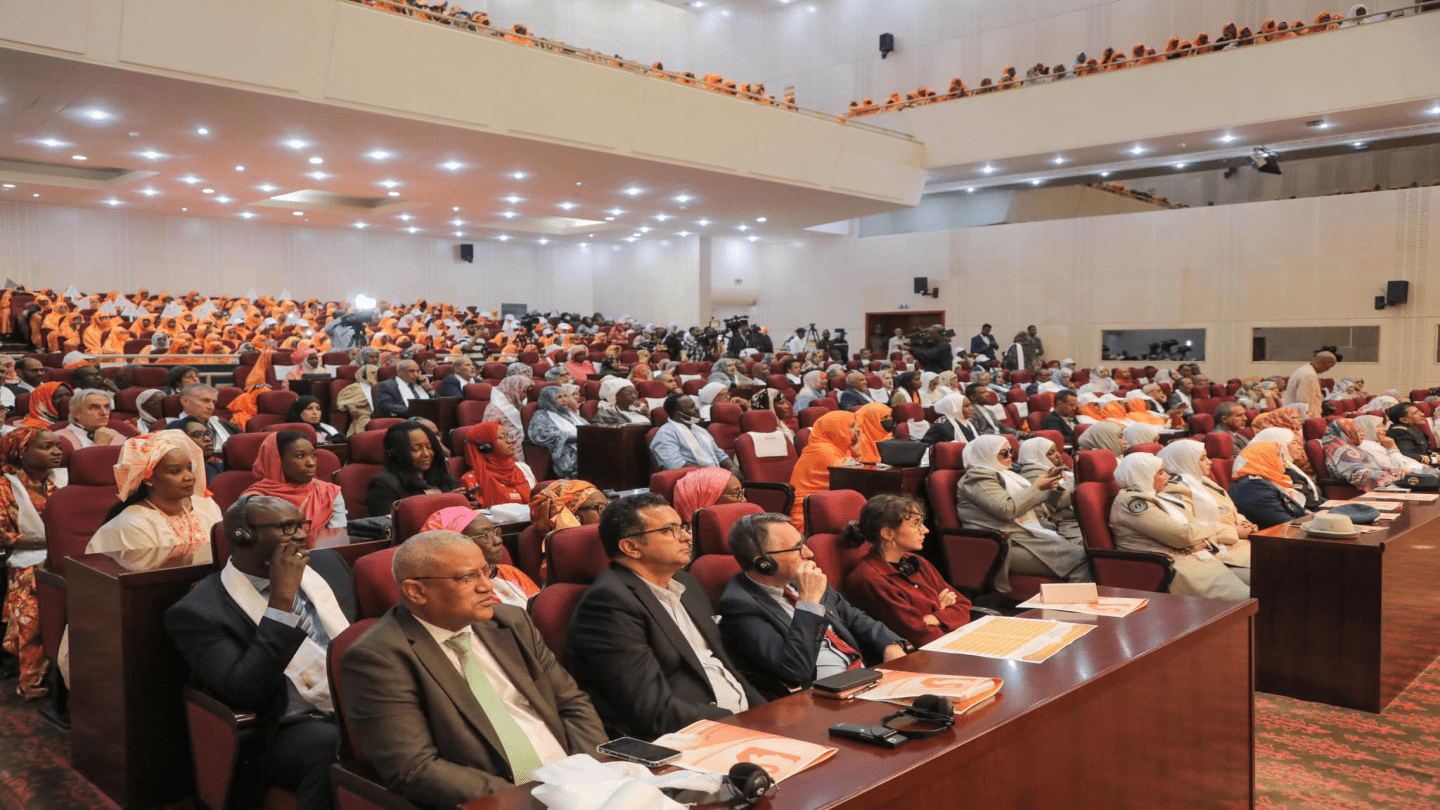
[165,496,357,810]
[716,514,909,699]
[567,494,765,740]
[341,531,605,806]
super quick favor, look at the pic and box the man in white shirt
[785,328,808,356]
[649,394,740,475]
[55,389,124,451]
[1284,351,1336,417]
[340,532,606,807]
[886,328,905,357]
[167,384,241,450]
[373,359,434,417]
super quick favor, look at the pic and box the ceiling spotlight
[367,150,392,160]
[1427,104,1440,116]
[139,188,159,196]
[747,235,760,242]
[624,236,638,243]
[674,194,692,203]
[500,211,518,219]
[179,175,201,185]
[215,196,232,203]
[202,188,215,194]
[980,165,998,174]
[608,208,625,216]
[558,202,577,210]
[257,183,277,192]
[737,224,749,231]
[1030,178,1043,185]
[496,234,511,241]
[966,187,975,193]
[387,191,400,197]
[398,214,413,221]
[1219,133,1238,143]
[1306,120,1330,129]
[235,165,245,172]
[81,109,111,121]
[638,226,652,233]
[71,155,87,161]
[1052,156,1067,165]
[196,127,210,135]
[1,184,13,189]
[756,216,767,223]
[407,227,420,234]
[285,139,308,149]
[379,180,401,189]
[1100,171,1111,177]
[453,207,460,212]
[604,217,615,221]
[38,138,68,148]
[139,150,162,160]
[689,1,704,7]
[538,238,550,245]
[240,211,256,219]
[1128,145,1146,155]
[354,222,368,229]
[103,198,122,206]
[292,211,303,216]
[622,187,644,196]
[677,231,692,237]
[504,195,522,204]
[655,213,671,221]
[697,219,712,226]
[451,219,464,226]
[308,156,323,165]
[307,171,329,180]
[510,172,527,180]
[454,231,464,237]
[1353,141,1369,150]
[1249,147,1282,175]
[442,161,463,171]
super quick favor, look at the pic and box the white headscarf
[599,376,634,406]
[1158,440,1220,524]
[918,372,942,406]
[1360,395,1398,414]
[135,388,165,433]
[697,381,727,420]
[933,392,969,422]
[1018,436,1056,470]
[1122,423,1159,446]
[963,435,1067,543]
[1115,453,1187,522]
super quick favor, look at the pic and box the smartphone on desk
[596,737,683,767]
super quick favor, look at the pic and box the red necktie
[785,588,862,670]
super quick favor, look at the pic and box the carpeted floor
[0,658,1437,809]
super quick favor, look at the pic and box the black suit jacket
[918,416,979,447]
[716,573,902,699]
[565,564,765,741]
[438,375,472,399]
[1040,411,1076,445]
[164,550,357,740]
[373,377,429,417]
[1387,425,1432,464]
[838,388,875,410]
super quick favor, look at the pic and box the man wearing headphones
[716,513,908,699]
[165,496,357,810]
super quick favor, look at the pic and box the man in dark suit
[166,384,242,450]
[1165,377,1195,418]
[717,514,907,698]
[341,532,605,807]
[1213,402,1251,451]
[438,356,479,398]
[969,323,999,364]
[1387,402,1434,464]
[837,372,877,410]
[566,494,765,740]
[165,496,358,810]
[1041,389,1079,446]
[373,359,433,417]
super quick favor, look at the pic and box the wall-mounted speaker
[880,33,895,59]
[913,276,928,294]
[1386,280,1409,306]
[459,243,474,263]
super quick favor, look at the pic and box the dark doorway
[864,311,945,357]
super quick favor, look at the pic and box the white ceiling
[0,47,898,245]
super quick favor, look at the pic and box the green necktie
[444,632,544,784]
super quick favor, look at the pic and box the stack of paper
[857,671,1002,714]
[921,615,1094,663]
[655,721,836,783]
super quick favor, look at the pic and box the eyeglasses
[766,539,806,556]
[722,487,746,501]
[622,523,692,541]
[411,567,496,586]
[997,449,1012,459]
[249,519,312,536]
[465,527,503,542]
[576,503,605,515]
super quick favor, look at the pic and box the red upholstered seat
[1027,393,1053,414]
[462,383,492,404]
[393,493,471,540]
[327,618,380,760]
[650,467,698,505]
[261,423,318,444]
[223,433,268,470]
[1075,450,1117,486]
[482,363,508,382]
[183,686,297,810]
[798,407,827,428]
[530,583,587,667]
[1071,424,1089,445]
[892,402,923,425]
[813,398,839,412]
[515,524,544,583]
[1303,418,1328,442]
[931,442,966,471]
[688,555,742,607]
[350,431,387,464]
[209,471,261,511]
[1189,413,1215,435]
[257,389,298,416]
[794,428,811,453]
[635,381,667,400]
[682,380,703,396]
[767,374,794,393]
[1125,442,1162,456]
[353,547,400,619]
[129,366,168,388]
[163,394,184,419]
[803,489,866,536]
[1074,481,1174,592]
[579,400,599,421]
[457,400,487,426]
[114,386,156,416]
[364,417,406,433]
[733,430,797,516]
[707,403,743,452]
[692,502,764,557]
[546,524,609,585]
[1204,432,1234,461]
[805,534,871,596]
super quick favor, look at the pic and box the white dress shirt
[639,576,748,713]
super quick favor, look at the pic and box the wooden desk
[577,424,651,491]
[68,548,215,809]
[286,377,334,416]
[1251,498,1440,712]
[459,589,1256,810]
[409,396,459,443]
[827,464,928,501]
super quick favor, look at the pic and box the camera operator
[323,308,373,351]
[828,329,850,363]
[907,325,954,373]
[723,317,756,358]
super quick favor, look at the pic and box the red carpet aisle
[0,658,1436,809]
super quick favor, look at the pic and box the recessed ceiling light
[559,202,577,210]
[966,187,975,193]
[367,150,392,160]
[196,127,209,135]
[202,188,215,194]
[625,236,638,242]
[1353,141,1368,149]
[1128,145,1146,155]
[442,161,463,171]
[139,188,159,196]
[307,171,329,180]
[1099,171,1111,177]
[748,235,761,241]
[1219,134,1238,143]
[1052,156,1067,165]
[755,217,767,222]
[354,222,368,229]
[451,219,464,226]
[608,208,625,216]
[103,198,122,206]
[71,155,87,161]
[398,214,413,221]
[179,175,201,185]
[504,195,522,204]
[1030,179,1044,185]
[139,150,162,160]
[604,216,615,221]
[510,172,527,180]
[980,165,998,174]
[32,194,39,198]
[674,194,692,203]
[737,224,749,231]
[452,206,460,212]
[379,180,400,189]
[576,182,583,186]
[632,233,642,238]
[407,227,420,234]
[638,226,652,233]
[37,138,67,148]
[697,219,712,226]
[81,109,111,121]
[1,184,13,189]
[257,183,277,192]
[215,196,232,203]
[235,165,245,172]
[285,139,308,149]
[538,238,550,245]
[1307,120,1330,129]
[654,213,670,221]
[677,231,692,236]
[1427,104,1440,116]
[454,231,464,237]
[496,234,511,241]
[292,211,303,216]
[240,211,256,219]
[1173,163,1187,169]
[308,156,323,165]
[500,211,518,219]
[623,187,644,196]
[689,1,703,7]
[387,191,400,197]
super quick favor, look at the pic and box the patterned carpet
[0,658,1436,809]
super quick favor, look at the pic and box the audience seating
[333,431,387,520]
[246,390,300,433]
[1303,418,1328,442]
[733,410,798,516]
[353,547,400,619]
[393,493,472,541]
[183,686,296,810]
[1031,430,1073,467]
[530,583,588,666]
[692,502,764,556]
[209,471,261,511]
[515,524,544,583]
[364,417,406,433]
[1305,439,1359,499]
[456,400,487,426]
[223,433,269,471]
[707,403,743,452]
[1125,442,1163,456]
[688,554,742,607]
[1076,450,1119,486]
[545,524,609,585]
[327,619,381,761]
[925,441,1007,598]
[794,427,811,452]
[649,467,698,505]
[1074,481,1176,593]
[1189,413,1215,435]
[802,489,866,538]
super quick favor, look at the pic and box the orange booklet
[857,670,1002,714]
[1014,594,1149,617]
[655,720,837,783]
[921,615,1095,663]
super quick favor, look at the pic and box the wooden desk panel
[577,425,651,492]
[459,590,1256,810]
[409,396,459,444]
[827,465,927,502]
[1252,498,1440,712]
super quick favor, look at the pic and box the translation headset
[230,493,258,548]
[880,694,956,739]
[467,437,495,454]
[723,762,776,810]
[739,514,781,576]
[892,554,920,577]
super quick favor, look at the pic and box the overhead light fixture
[654,213,671,221]
[1249,147,1282,175]
[558,202,577,210]
[1306,120,1330,129]
[442,161,463,171]
[605,216,615,221]
[622,187,644,196]
[307,171,329,180]
[202,188,215,194]
[196,127,210,135]
[292,211,303,216]
[748,235,760,241]
[737,224,749,231]
[1353,141,1369,150]
[1,184,14,189]
[1427,104,1440,116]
[308,156,324,165]
[285,139,308,149]
[240,211,256,219]
[756,217,767,222]
[1052,156,1067,165]
[451,219,464,226]
[1218,133,1238,143]
[538,238,550,245]
[235,165,245,172]
[677,231,692,237]
[139,150,163,160]
[689,1,703,7]
[980,164,998,174]
[215,196,232,203]
[257,183,277,192]
[139,188,159,196]
[102,198,122,206]
[965,187,975,193]
[697,218,712,226]
[387,191,400,197]
[354,222,368,229]
[500,211,518,219]
[608,208,625,216]
[510,171,527,180]
[674,194,692,203]
[179,175,201,184]
[38,138,68,148]
[406,227,420,234]
[625,236,638,242]
[504,195,522,204]
[1030,178,1043,185]
[71,155,87,161]
[379,180,401,189]
[454,231,464,237]
[638,226,652,233]
[81,109,111,121]
[1099,171,1111,177]
[1173,163,1187,169]
[496,234,511,241]
[367,150,392,160]
[453,207,460,212]
[398,214,413,221]
[1128,145,1146,155]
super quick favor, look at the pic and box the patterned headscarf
[529,479,602,534]
[495,375,531,408]
[25,382,64,429]
[2,426,47,475]
[112,430,207,499]
[672,467,733,519]
[421,505,484,534]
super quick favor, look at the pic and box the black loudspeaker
[1387,280,1409,306]
[913,276,928,294]
[459,244,474,263]
[880,33,895,59]
[1376,295,1388,311]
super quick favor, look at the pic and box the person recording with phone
[165,496,358,810]
[373,359,433,418]
[716,514,908,699]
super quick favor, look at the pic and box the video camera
[724,316,749,330]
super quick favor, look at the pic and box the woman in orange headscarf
[371,318,403,352]
[240,430,345,538]
[854,402,893,464]
[82,313,113,355]
[227,350,275,429]
[460,421,534,508]
[788,410,860,530]
[24,383,70,429]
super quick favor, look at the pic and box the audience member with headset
[840,495,972,646]
[365,420,460,518]
[716,513,909,699]
[340,531,606,807]
[164,495,357,810]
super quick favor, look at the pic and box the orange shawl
[788,410,857,530]
[855,402,892,464]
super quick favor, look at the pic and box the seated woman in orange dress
[787,410,860,531]
[459,421,535,509]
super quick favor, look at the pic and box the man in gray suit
[340,532,605,808]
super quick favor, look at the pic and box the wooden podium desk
[827,464,928,502]
[1251,497,1440,712]
[67,548,216,809]
[409,396,460,443]
[460,589,1256,810]
[577,424,651,492]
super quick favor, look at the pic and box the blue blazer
[1229,476,1308,529]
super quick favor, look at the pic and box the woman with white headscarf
[919,392,980,445]
[592,377,650,426]
[1091,366,1119,393]
[134,388,166,434]
[696,381,727,421]
[956,435,1090,594]
[1355,414,1424,471]
[793,371,827,412]
[1109,453,1248,600]
[1159,441,1253,580]
[917,372,944,407]
[1077,422,1126,458]
[1122,422,1160,449]
[526,385,588,478]
[1017,436,1080,533]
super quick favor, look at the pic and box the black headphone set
[467,438,494,454]
[724,762,775,809]
[829,693,955,749]
[230,493,258,548]
[892,554,920,577]
[738,514,780,576]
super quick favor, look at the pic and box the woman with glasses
[421,506,539,606]
[956,435,1090,596]
[840,495,971,646]
[242,431,347,539]
[671,467,746,521]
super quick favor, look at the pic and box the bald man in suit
[340,532,605,808]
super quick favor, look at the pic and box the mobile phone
[596,737,683,767]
